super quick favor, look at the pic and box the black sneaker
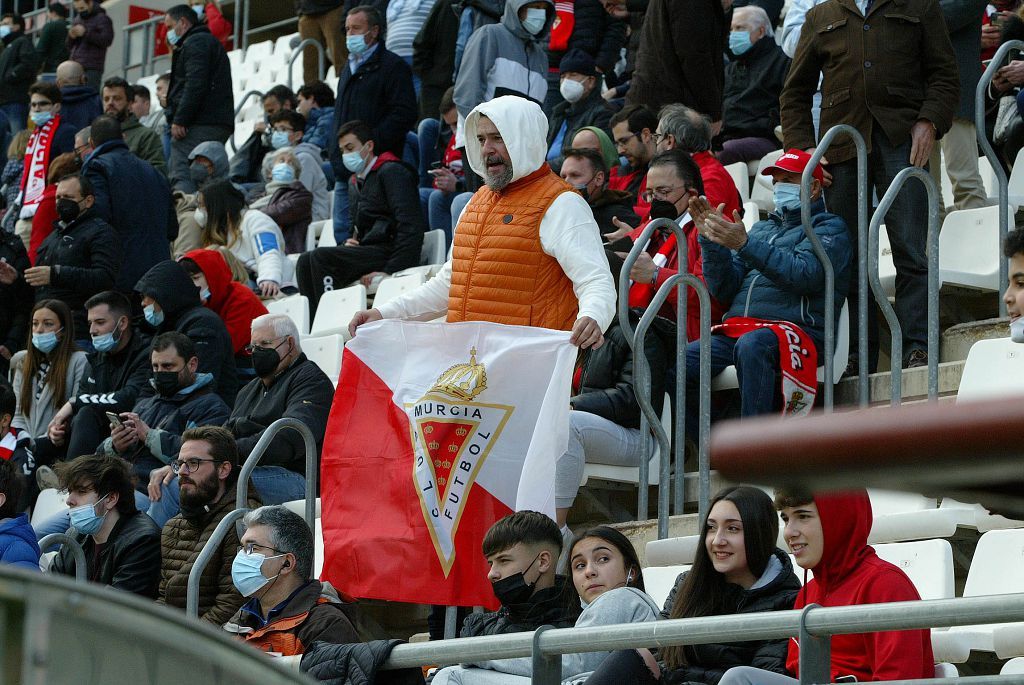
[905,349,928,369]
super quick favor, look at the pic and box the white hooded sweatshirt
[376,96,616,331]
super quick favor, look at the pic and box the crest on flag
[408,348,514,575]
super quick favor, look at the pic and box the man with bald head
[55,60,101,132]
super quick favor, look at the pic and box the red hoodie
[182,249,268,355]
[787,491,934,682]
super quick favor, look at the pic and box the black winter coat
[547,87,615,157]
[589,188,640,235]
[74,327,154,416]
[167,23,234,131]
[330,45,418,177]
[0,32,40,106]
[59,85,103,133]
[225,354,334,473]
[722,37,791,141]
[82,139,178,292]
[295,0,345,13]
[412,0,459,119]
[349,156,425,274]
[460,575,575,637]
[134,260,238,405]
[547,0,627,74]
[301,639,425,685]
[34,209,122,337]
[51,509,162,598]
[658,549,801,685]
[571,319,667,430]
[0,230,31,362]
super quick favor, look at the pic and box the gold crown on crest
[429,347,488,401]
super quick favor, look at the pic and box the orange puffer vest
[447,165,578,330]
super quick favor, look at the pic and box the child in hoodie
[0,457,40,571]
[718,489,934,685]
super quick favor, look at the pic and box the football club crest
[407,348,514,575]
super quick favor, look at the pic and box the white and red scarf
[713,317,818,416]
[18,114,60,219]
[549,1,575,52]
[0,427,17,461]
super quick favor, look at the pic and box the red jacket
[788,491,935,682]
[182,249,268,355]
[694,150,741,219]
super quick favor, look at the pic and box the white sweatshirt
[228,209,295,288]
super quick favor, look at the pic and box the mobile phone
[106,412,122,428]
[430,161,443,170]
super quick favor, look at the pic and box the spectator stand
[37,532,87,582]
[285,38,325,91]
[619,217,713,536]
[186,417,318,618]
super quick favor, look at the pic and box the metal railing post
[287,38,326,90]
[235,417,318,547]
[977,39,1024,318]
[186,508,249,618]
[37,533,87,582]
[797,604,830,685]
[444,605,458,640]
[867,167,941,405]
[229,88,265,153]
[242,0,251,51]
[532,625,561,685]
[801,124,868,409]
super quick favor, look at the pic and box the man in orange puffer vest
[349,95,616,349]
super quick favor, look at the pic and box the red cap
[761,148,824,182]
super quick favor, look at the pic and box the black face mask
[189,162,211,187]
[153,370,182,397]
[56,198,82,224]
[648,198,679,221]
[251,345,283,377]
[491,553,541,607]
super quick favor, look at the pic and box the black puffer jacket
[413,0,459,119]
[547,87,615,157]
[722,36,791,141]
[73,327,154,416]
[658,549,801,685]
[571,319,667,430]
[51,509,162,598]
[0,230,31,363]
[589,188,640,235]
[349,154,425,274]
[166,23,234,131]
[460,575,575,637]
[134,260,238,405]
[0,31,40,106]
[34,209,122,336]
[547,0,627,74]
[301,639,425,685]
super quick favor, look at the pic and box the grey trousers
[718,667,800,685]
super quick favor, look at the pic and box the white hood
[464,95,549,186]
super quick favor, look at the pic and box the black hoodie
[459,575,575,637]
[134,260,238,405]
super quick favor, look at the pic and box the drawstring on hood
[464,95,550,186]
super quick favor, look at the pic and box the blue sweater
[0,513,41,571]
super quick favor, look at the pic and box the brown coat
[157,485,260,625]
[447,165,578,330]
[780,0,960,164]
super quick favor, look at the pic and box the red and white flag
[320,320,575,608]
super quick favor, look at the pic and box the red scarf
[627,231,676,310]
[713,317,818,416]
[0,428,17,461]
[19,114,60,219]
[549,1,575,52]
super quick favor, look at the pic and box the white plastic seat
[31,488,68,527]
[421,229,446,266]
[750,149,785,213]
[309,284,366,340]
[876,223,898,299]
[302,334,344,385]
[741,201,760,232]
[646,535,700,567]
[243,40,274,70]
[724,161,750,203]
[956,337,1024,403]
[273,32,300,58]
[1007,147,1024,208]
[938,205,1005,292]
[266,295,310,337]
[318,225,337,248]
[931,529,1024,662]
[373,273,426,306]
[282,497,322,518]
[641,564,691,609]
[871,539,954,601]
[939,497,1023,533]
[1002,657,1024,675]
[711,301,849,392]
[934,663,959,678]
[866,489,974,544]
[305,219,330,252]
[231,119,256,152]
[580,393,672,487]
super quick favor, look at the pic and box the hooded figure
[788,491,934,682]
[134,260,239,405]
[173,141,231,257]
[181,249,268,357]
[364,96,615,346]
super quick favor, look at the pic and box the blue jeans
[401,55,422,98]
[417,118,442,187]
[332,180,352,242]
[0,102,28,135]
[450,191,473,239]
[403,130,419,170]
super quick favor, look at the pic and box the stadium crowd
[0,0,1020,680]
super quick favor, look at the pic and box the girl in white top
[195,179,296,296]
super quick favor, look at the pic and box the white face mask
[559,78,586,104]
[194,208,207,228]
[1011,318,1024,343]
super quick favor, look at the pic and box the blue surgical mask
[773,182,802,213]
[30,111,53,127]
[200,287,211,302]
[144,303,164,327]
[729,30,753,55]
[618,155,629,170]
[521,7,547,35]
[166,28,179,46]
[270,130,291,150]
[0,26,11,39]
[69,494,109,535]
[192,4,205,17]
[346,32,368,55]
[271,162,295,183]
[32,330,61,353]
[91,321,123,353]
[342,147,366,174]
[231,549,284,597]
[1012,318,1024,343]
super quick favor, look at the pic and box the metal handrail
[286,38,325,90]
[234,416,318,540]
[185,507,249,618]
[977,39,1024,318]
[800,124,868,409]
[120,14,168,80]
[375,593,1024,683]
[37,533,87,582]
[634,273,712,538]
[229,89,266,153]
[867,167,941,406]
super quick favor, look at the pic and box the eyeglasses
[237,542,284,556]
[30,100,53,110]
[171,457,218,474]
[613,132,638,148]
[244,336,287,355]
[641,185,688,202]
[652,132,667,143]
